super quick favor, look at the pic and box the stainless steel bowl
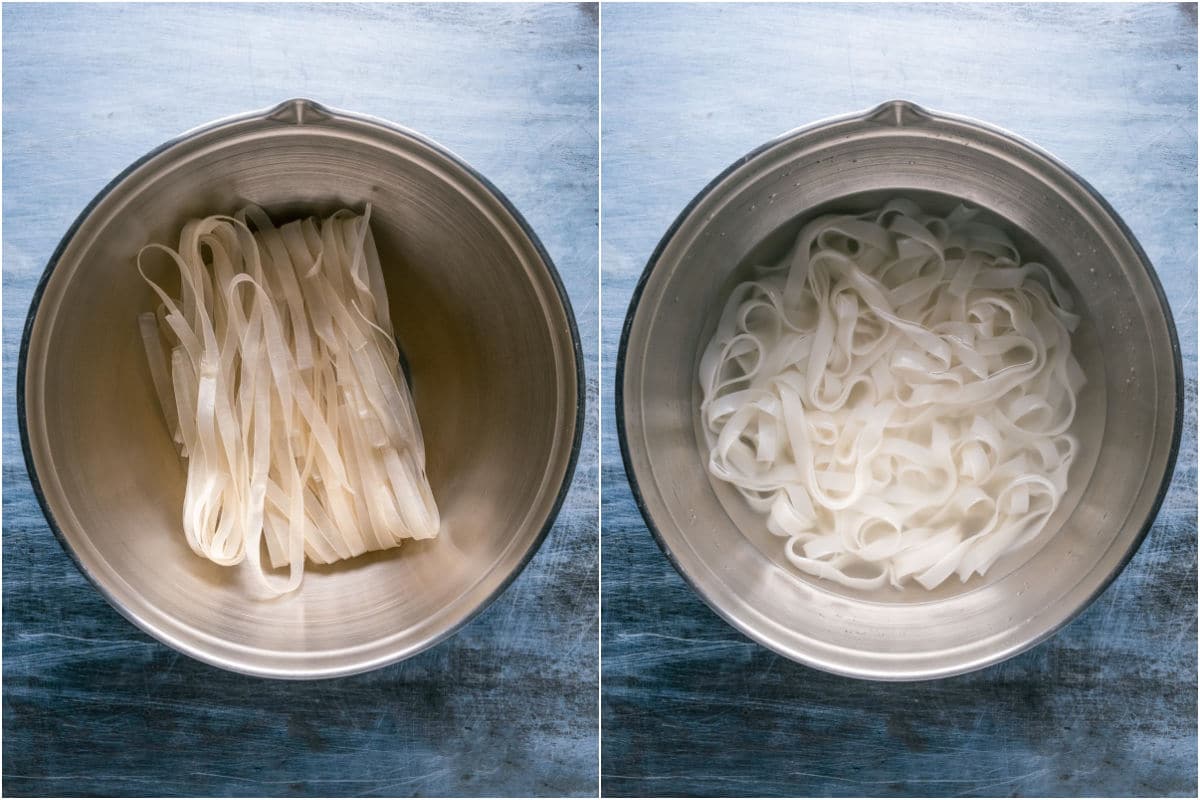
[617,100,1182,680]
[20,99,583,678]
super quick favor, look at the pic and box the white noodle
[138,205,440,597]
[698,198,1084,590]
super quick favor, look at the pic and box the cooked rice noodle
[698,198,1084,590]
[138,205,439,596]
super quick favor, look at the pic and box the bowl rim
[18,98,586,680]
[615,99,1185,681]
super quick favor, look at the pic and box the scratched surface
[600,4,1196,797]
[2,4,597,797]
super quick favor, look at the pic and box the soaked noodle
[698,198,1084,590]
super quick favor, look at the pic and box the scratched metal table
[2,4,597,797]
[600,4,1196,797]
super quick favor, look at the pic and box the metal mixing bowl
[20,99,583,678]
[617,100,1182,680]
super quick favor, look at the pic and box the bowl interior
[621,110,1179,678]
[23,113,579,676]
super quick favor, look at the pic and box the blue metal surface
[601,3,1197,797]
[3,3,598,796]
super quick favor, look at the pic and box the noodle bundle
[699,198,1083,590]
[138,205,439,596]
